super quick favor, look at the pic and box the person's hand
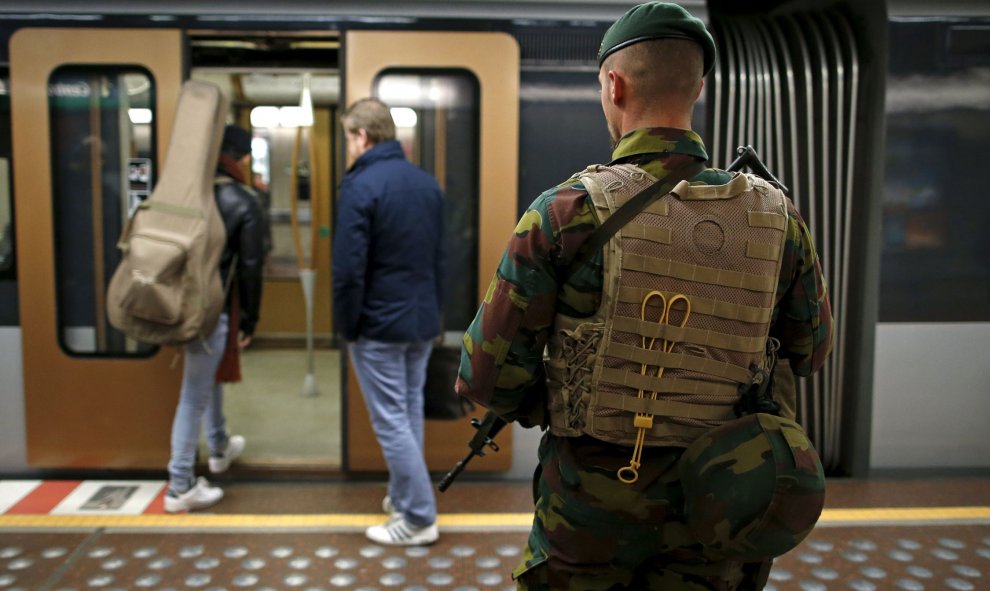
[238,333,253,350]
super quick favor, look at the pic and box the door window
[48,67,157,355]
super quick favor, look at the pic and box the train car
[0,0,987,485]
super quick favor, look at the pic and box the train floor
[0,478,988,590]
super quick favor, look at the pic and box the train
[0,0,987,481]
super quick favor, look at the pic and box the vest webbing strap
[622,253,777,293]
[616,286,773,324]
[142,200,204,219]
[748,210,787,230]
[595,389,736,419]
[612,316,767,353]
[746,241,782,261]
[598,367,741,397]
[623,224,672,245]
[673,171,751,201]
[605,341,754,383]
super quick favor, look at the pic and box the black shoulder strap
[563,159,706,280]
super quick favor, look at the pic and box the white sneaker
[382,495,396,515]
[164,477,223,513]
[366,515,438,546]
[209,435,245,473]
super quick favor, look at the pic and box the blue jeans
[349,338,436,527]
[167,314,230,492]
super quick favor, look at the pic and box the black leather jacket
[215,172,264,336]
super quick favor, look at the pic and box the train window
[374,70,479,334]
[880,19,990,322]
[48,66,157,356]
[0,72,12,278]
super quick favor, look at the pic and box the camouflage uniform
[456,128,833,589]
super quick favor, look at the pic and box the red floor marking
[144,486,168,514]
[6,481,81,514]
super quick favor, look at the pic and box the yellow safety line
[818,506,990,523]
[0,512,535,529]
[0,507,987,530]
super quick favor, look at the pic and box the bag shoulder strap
[564,159,706,280]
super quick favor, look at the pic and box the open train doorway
[190,33,343,471]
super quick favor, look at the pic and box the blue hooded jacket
[332,140,446,342]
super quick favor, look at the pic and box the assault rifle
[438,411,506,492]
[438,145,785,492]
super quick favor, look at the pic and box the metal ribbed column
[708,11,860,472]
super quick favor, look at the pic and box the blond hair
[341,98,396,144]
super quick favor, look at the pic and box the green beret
[598,2,717,76]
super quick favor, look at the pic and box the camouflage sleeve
[455,183,597,426]
[772,200,834,376]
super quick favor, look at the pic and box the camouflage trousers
[512,433,770,590]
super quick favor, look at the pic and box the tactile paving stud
[224,546,248,559]
[184,573,210,587]
[334,557,359,570]
[807,540,834,552]
[43,547,69,559]
[888,549,914,562]
[6,558,31,570]
[284,573,308,586]
[134,574,161,587]
[933,548,960,561]
[427,573,454,586]
[101,558,126,570]
[381,556,407,569]
[897,539,922,551]
[132,547,156,559]
[87,573,115,586]
[850,539,878,551]
[952,564,981,578]
[476,557,500,569]
[195,557,220,569]
[946,578,975,590]
[769,568,793,581]
[495,545,520,557]
[848,581,877,591]
[906,565,933,578]
[894,578,924,591]
[89,547,114,558]
[811,567,839,580]
[796,552,823,564]
[289,556,312,569]
[860,566,887,579]
[315,546,340,559]
[477,572,503,586]
[0,574,16,586]
[843,550,869,562]
[241,557,265,570]
[451,545,476,557]
[428,556,454,569]
[271,546,294,558]
[379,572,405,586]
[0,548,21,559]
[232,574,259,587]
[360,546,384,558]
[329,573,356,587]
[941,539,966,549]
[148,557,173,570]
[179,545,205,558]
[405,547,430,558]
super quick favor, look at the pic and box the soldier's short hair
[603,38,703,111]
[341,98,397,144]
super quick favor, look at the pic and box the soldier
[455,2,833,589]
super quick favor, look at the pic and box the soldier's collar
[609,127,709,164]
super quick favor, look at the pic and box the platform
[0,478,988,589]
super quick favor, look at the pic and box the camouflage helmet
[677,413,826,562]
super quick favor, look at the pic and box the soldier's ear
[607,70,625,106]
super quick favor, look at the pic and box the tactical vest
[546,163,789,448]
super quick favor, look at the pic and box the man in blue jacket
[333,98,446,545]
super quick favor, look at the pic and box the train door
[9,29,183,468]
[343,32,519,472]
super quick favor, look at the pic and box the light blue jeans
[349,338,436,527]
[167,313,230,493]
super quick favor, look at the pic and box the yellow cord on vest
[618,291,691,484]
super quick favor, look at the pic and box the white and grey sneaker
[164,477,223,513]
[209,434,245,473]
[366,515,438,546]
